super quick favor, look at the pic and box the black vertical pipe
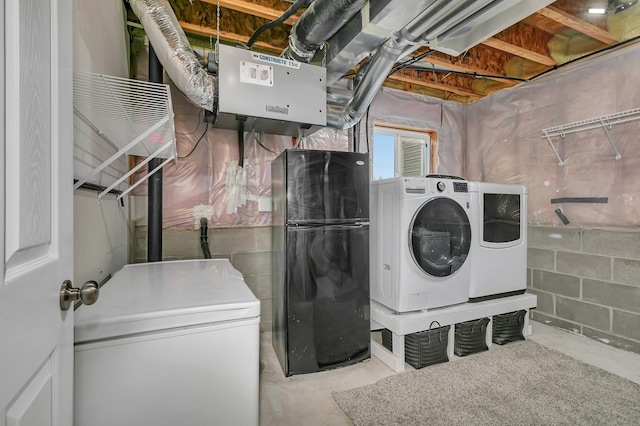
[148,45,163,262]
[353,121,360,153]
[349,79,359,153]
[238,120,245,167]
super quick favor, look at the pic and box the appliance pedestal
[371,293,537,372]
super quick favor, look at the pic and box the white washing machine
[74,259,260,426]
[370,176,473,313]
[468,182,528,301]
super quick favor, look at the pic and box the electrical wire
[388,50,437,77]
[254,132,281,155]
[175,110,205,135]
[365,106,370,154]
[246,0,307,48]
[399,66,527,82]
[340,50,437,80]
[340,34,640,92]
[178,123,208,159]
[530,33,640,82]
[395,35,640,84]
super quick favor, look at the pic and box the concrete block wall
[135,226,273,332]
[528,226,640,354]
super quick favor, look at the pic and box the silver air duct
[326,87,354,106]
[327,0,472,128]
[130,0,215,111]
[129,0,556,135]
[287,0,368,62]
[326,0,498,129]
[317,0,558,129]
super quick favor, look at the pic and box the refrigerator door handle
[287,222,369,230]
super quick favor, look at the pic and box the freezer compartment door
[285,224,370,375]
[284,150,369,223]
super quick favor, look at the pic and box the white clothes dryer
[370,176,472,313]
[468,182,528,302]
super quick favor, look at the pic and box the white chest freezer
[74,259,260,426]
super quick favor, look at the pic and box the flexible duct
[288,0,368,62]
[200,218,212,259]
[327,0,491,129]
[130,0,215,111]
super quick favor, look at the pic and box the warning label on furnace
[240,61,273,87]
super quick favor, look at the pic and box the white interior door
[0,0,74,424]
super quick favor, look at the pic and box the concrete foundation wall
[134,226,273,332]
[528,226,640,354]
[135,224,640,346]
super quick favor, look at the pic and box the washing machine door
[409,197,471,277]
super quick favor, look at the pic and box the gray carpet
[333,340,640,425]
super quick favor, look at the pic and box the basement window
[372,125,436,180]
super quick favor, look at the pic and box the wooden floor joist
[162,0,623,103]
[200,0,302,25]
[179,21,283,53]
[421,55,518,87]
[537,6,619,45]
[389,73,483,100]
[481,37,557,66]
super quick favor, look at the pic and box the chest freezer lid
[74,259,260,344]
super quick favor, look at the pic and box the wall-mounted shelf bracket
[540,107,640,166]
[541,130,564,166]
[599,119,622,161]
[73,71,176,200]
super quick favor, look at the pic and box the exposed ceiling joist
[142,0,635,103]
[179,21,282,52]
[481,37,557,66]
[389,73,482,100]
[421,55,518,87]
[522,13,566,35]
[537,6,619,45]
[201,0,302,25]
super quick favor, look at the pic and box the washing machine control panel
[435,180,468,193]
[401,177,470,197]
[453,182,468,193]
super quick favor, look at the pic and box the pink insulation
[466,43,640,228]
[132,48,465,229]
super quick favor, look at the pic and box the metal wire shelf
[540,107,640,166]
[73,71,176,200]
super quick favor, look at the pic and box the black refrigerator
[271,149,370,376]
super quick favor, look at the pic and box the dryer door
[409,197,471,277]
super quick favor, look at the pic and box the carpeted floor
[333,340,640,426]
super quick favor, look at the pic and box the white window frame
[372,125,434,180]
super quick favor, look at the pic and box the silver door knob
[60,280,99,311]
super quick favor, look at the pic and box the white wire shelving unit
[73,71,176,200]
[540,107,640,166]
